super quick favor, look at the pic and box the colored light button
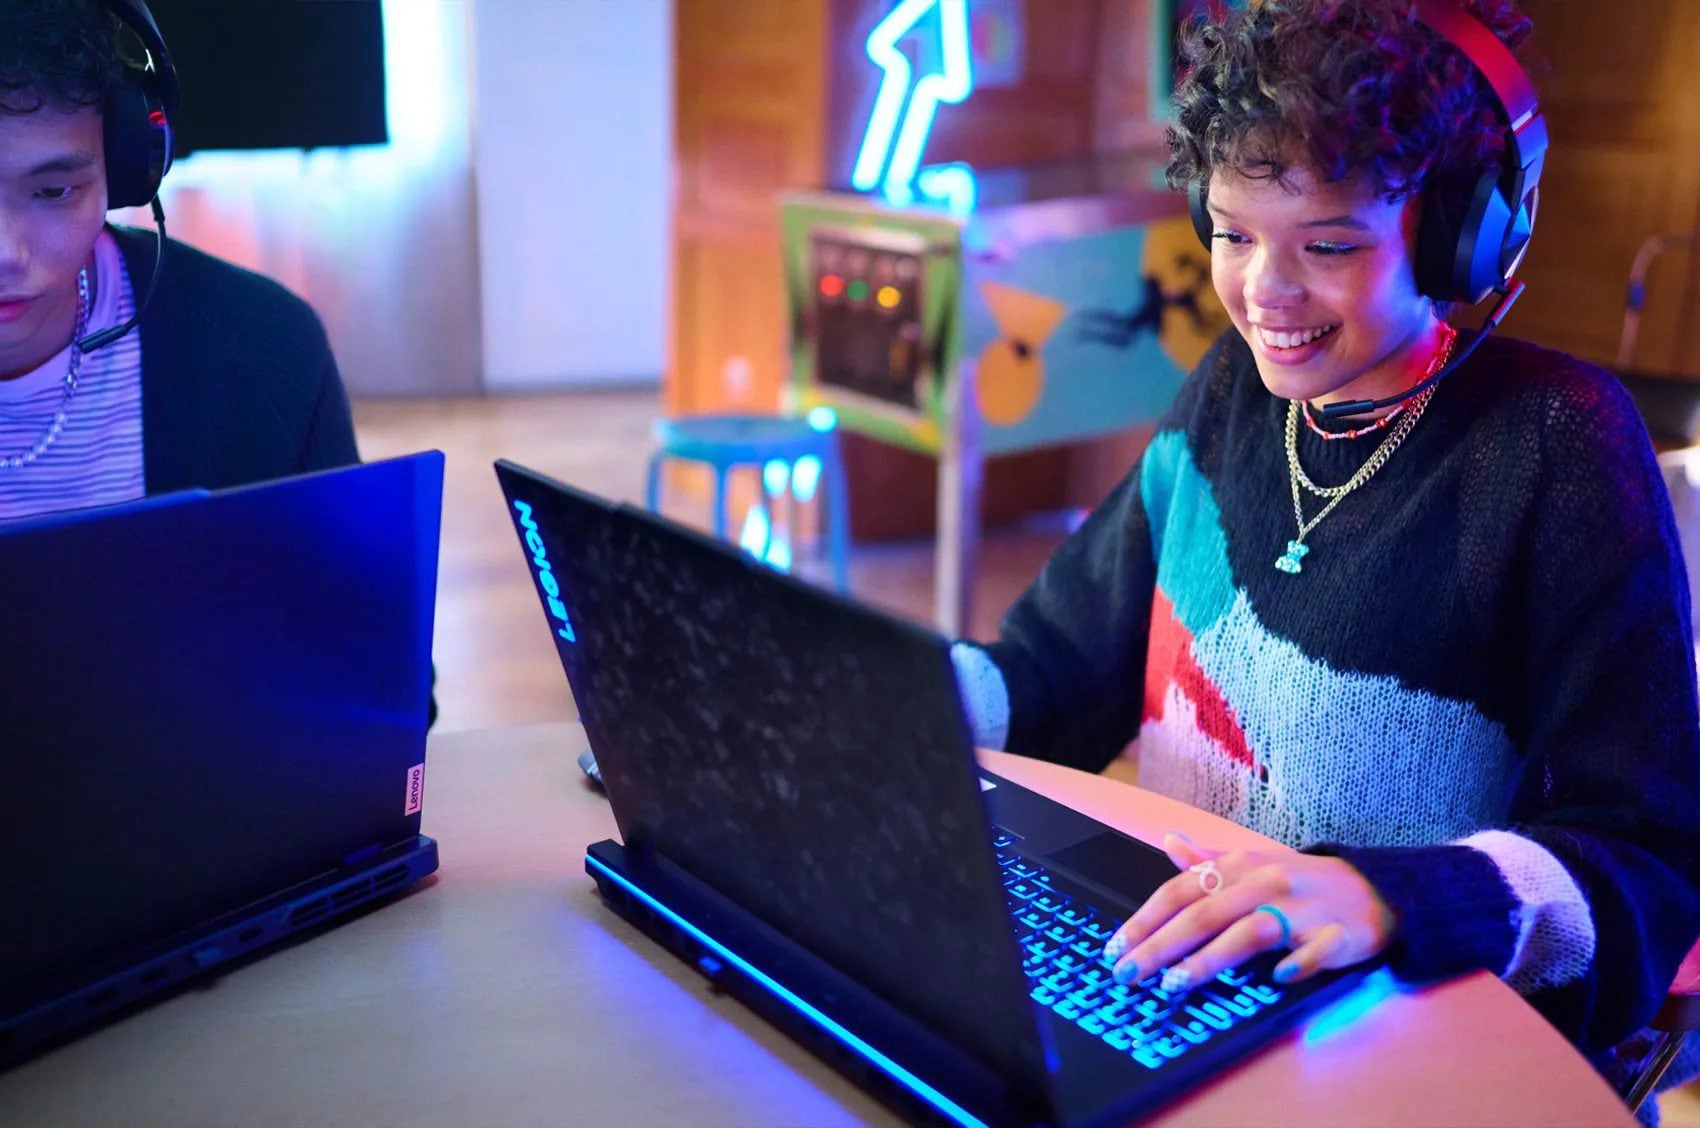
[818,274,845,298]
[876,285,901,309]
[847,280,870,302]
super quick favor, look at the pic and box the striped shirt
[0,230,144,523]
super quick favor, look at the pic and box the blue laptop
[494,459,1381,1128]
[0,453,444,1067]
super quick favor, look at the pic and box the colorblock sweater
[956,329,1700,1059]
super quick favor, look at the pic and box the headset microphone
[1316,282,1524,418]
[78,197,166,354]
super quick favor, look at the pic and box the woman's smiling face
[1206,164,1441,410]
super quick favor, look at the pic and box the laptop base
[587,839,1048,1128]
[1,834,438,1069]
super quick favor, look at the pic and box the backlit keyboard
[993,830,1287,1071]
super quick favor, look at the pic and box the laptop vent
[285,862,413,930]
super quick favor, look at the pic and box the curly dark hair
[0,0,122,117]
[1165,0,1538,205]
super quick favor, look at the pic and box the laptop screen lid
[494,460,1054,1099]
[0,453,443,1018]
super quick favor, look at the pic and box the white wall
[471,0,672,389]
[121,0,485,397]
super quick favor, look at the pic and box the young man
[951,0,1699,1109]
[0,0,358,523]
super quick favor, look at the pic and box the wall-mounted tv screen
[144,0,388,157]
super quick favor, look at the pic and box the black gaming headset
[98,0,178,210]
[1184,0,1547,415]
[1186,0,1547,307]
[74,0,177,352]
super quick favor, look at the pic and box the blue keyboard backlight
[994,833,1288,1073]
[1301,967,1400,1045]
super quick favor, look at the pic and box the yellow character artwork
[975,217,1229,428]
[974,281,1069,427]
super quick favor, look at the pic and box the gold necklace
[1273,326,1455,575]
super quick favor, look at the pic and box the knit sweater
[110,225,360,493]
[959,329,1700,1058]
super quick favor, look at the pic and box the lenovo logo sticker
[405,763,425,815]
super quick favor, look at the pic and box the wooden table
[0,723,1634,1127]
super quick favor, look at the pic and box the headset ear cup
[103,73,152,209]
[1455,171,1514,305]
[1189,180,1213,250]
[1415,183,1463,303]
[1415,168,1512,305]
[102,63,170,210]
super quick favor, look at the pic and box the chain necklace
[1,268,91,470]
[1274,324,1455,575]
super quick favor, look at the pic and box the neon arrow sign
[850,0,974,204]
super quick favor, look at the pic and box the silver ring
[1189,859,1224,894]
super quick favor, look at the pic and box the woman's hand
[1103,834,1397,990]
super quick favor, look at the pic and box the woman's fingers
[1272,921,1348,984]
[1112,871,1282,984]
[1157,903,1290,989]
[1104,846,1241,964]
[1162,831,1208,870]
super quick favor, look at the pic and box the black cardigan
[112,225,361,494]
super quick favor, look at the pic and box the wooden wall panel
[671,0,829,415]
[823,0,1109,175]
[1095,0,1167,154]
[1509,1,1700,377]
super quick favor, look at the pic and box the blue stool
[646,412,851,592]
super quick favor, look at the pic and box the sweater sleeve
[1314,368,1700,1055]
[958,336,1233,772]
[971,465,1157,772]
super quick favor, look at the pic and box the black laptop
[494,459,1378,1128]
[0,453,445,1067]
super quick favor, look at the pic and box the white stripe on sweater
[1460,829,1596,993]
[1184,588,1520,849]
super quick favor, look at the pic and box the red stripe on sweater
[1144,588,1256,769]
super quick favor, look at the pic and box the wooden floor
[351,388,1699,1127]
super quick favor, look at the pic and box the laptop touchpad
[1046,831,1180,905]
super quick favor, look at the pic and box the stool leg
[936,360,983,635]
[757,492,775,564]
[782,473,797,571]
[825,442,851,594]
[645,451,665,513]
[713,463,730,541]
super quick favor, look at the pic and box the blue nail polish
[1115,959,1140,984]
[1273,962,1296,983]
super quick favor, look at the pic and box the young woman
[951,0,1700,1104]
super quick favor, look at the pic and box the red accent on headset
[148,109,167,126]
